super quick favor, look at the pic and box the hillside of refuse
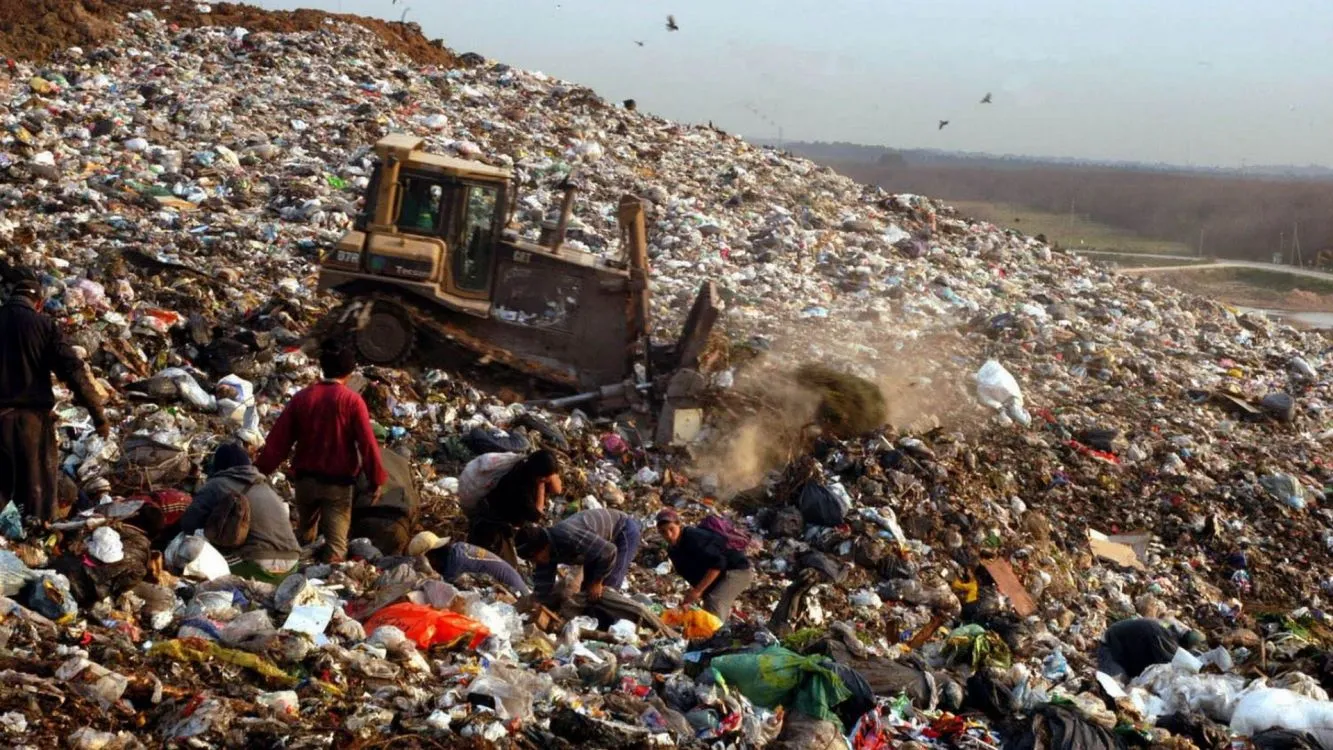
[2,2,1333,748]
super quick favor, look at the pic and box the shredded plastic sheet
[150,638,297,685]
[363,603,491,650]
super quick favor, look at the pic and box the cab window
[396,177,447,235]
[452,186,498,291]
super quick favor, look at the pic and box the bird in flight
[634,40,645,47]
[666,15,679,31]
[981,93,992,104]
[938,120,950,130]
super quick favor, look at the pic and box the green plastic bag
[710,646,852,727]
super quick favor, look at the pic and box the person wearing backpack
[656,508,754,620]
[180,443,300,582]
[465,449,561,567]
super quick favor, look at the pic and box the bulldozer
[314,134,719,443]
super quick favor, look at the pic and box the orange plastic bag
[661,608,723,639]
[364,603,491,650]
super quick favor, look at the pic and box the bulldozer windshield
[451,185,499,292]
[398,177,447,234]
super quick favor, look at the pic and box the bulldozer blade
[673,281,720,371]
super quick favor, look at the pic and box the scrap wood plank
[1088,529,1148,570]
[981,559,1037,617]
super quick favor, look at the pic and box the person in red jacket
[256,341,386,563]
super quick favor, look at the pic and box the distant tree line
[830,161,1333,263]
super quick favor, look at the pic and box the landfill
[3,2,1333,748]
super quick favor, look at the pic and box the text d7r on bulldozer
[313,134,720,444]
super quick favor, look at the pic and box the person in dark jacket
[656,508,754,620]
[182,443,301,582]
[0,273,108,521]
[514,508,640,605]
[1097,617,1196,680]
[256,341,386,563]
[467,450,561,566]
[350,448,418,555]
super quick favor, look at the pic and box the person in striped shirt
[514,508,641,605]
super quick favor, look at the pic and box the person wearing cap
[0,271,109,521]
[514,508,641,605]
[256,340,386,563]
[409,531,530,596]
[181,443,301,582]
[656,508,754,620]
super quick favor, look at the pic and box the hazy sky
[260,0,1333,167]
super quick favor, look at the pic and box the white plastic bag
[608,619,640,646]
[165,533,230,581]
[159,367,216,411]
[976,360,1023,411]
[457,452,525,511]
[1132,663,1245,722]
[88,527,125,564]
[216,374,258,436]
[1231,688,1333,747]
[282,604,335,637]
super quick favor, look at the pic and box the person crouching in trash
[514,508,641,605]
[466,449,562,567]
[180,443,301,583]
[656,508,754,620]
[408,530,531,596]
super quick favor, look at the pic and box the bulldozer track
[310,291,581,396]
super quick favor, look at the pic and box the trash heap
[2,3,1333,748]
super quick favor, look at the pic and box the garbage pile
[2,3,1333,748]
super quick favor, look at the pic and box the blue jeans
[607,518,641,589]
[440,542,530,596]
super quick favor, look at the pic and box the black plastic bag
[1250,729,1323,750]
[1003,704,1124,750]
[511,413,570,451]
[797,482,846,526]
[463,427,531,455]
[829,662,875,730]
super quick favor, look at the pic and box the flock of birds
[939,91,991,130]
[635,14,678,46]
[554,11,985,137]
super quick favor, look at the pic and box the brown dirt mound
[0,0,454,66]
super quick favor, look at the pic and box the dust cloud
[692,328,979,497]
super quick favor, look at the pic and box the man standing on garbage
[256,340,386,563]
[656,508,755,620]
[182,443,301,582]
[514,507,641,604]
[0,272,109,521]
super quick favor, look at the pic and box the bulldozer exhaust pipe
[539,184,578,250]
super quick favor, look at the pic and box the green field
[1171,266,1333,295]
[948,200,1195,256]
